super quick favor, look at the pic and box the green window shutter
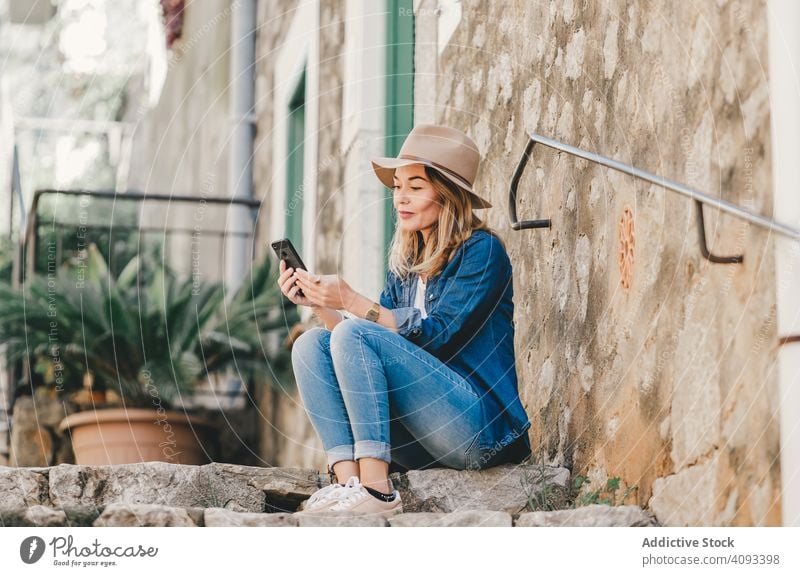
[383,0,415,277]
[286,66,307,255]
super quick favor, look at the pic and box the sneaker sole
[330,503,404,518]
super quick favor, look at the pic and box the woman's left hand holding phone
[278,259,318,307]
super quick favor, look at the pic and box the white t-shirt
[414,275,428,319]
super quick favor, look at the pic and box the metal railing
[22,189,262,281]
[509,132,800,264]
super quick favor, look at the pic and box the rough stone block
[389,510,513,527]
[389,463,570,513]
[0,466,49,507]
[294,512,389,527]
[93,503,197,527]
[204,508,298,527]
[515,504,659,527]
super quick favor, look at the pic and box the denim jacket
[379,230,532,465]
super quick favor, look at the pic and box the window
[286,65,307,255]
[383,0,415,276]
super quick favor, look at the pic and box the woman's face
[392,164,441,240]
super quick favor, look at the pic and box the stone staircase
[0,462,659,527]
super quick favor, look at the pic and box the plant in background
[517,451,638,513]
[520,450,569,512]
[571,475,637,507]
[0,236,15,282]
[0,242,296,409]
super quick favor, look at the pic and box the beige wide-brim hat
[371,124,492,209]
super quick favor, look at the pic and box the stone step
[0,462,659,526]
[0,462,324,514]
[0,504,658,527]
[0,461,570,513]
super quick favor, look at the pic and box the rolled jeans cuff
[354,440,392,463]
[326,444,354,468]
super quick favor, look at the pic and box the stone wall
[9,394,75,467]
[424,0,779,525]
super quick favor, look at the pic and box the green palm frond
[0,242,292,408]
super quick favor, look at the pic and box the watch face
[366,304,380,321]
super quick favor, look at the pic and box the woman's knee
[329,317,371,349]
[291,326,329,365]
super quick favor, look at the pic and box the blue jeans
[291,317,496,472]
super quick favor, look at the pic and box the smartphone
[271,237,307,297]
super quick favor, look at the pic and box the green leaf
[572,475,588,490]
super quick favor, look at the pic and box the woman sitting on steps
[278,124,532,517]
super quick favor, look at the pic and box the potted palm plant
[0,243,295,465]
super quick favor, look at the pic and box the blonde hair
[387,165,505,281]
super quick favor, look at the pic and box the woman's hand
[277,259,317,307]
[292,267,357,310]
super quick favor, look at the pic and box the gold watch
[365,301,381,322]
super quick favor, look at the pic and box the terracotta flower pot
[59,408,219,465]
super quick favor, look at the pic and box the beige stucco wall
[127,0,234,282]
[123,0,277,467]
[253,0,334,474]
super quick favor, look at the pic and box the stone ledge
[1,462,570,515]
[0,505,657,527]
[293,512,389,527]
[0,505,101,527]
[389,463,571,513]
[515,504,660,527]
[0,462,327,513]
[0,467,50,508]
[389,510,513,527]
[205,508,297,527]
[94,503,198,527]
[1,462,662,526]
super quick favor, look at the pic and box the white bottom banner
[1,527,798,575]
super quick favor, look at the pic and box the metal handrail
[509,132,800,263]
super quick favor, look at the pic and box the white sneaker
[296,476,369,513]
[327,476,403,517]
[298,481,347,512]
